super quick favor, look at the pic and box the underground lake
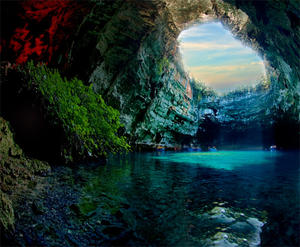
[6,151,300,246]
[0,0,299,246]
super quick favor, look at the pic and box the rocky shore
[0,117,50,235]
[3,165,145,247]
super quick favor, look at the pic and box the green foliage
[158,57,170,75]
[25,61,130,159]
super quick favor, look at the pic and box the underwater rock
[69,203,82,216]
[190,206,265,247]
[210,207,236,224]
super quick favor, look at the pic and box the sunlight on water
[152,151,281,170]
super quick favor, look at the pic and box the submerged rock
[210,207,236,224]
[190,205,265,247]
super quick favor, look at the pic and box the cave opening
[175,21,272,150]
[178,21,266,94]
[167,0,299,150]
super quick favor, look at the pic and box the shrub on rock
[25,62,130,162]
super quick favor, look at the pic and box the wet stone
[102,225,126,238]
[32,201,45,215]
[189,206,265,247]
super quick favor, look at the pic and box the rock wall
[69,0,299,147]
[197,87,274,148]
[0,117,50,232]
[85,0,199,146]
[197,79,299,149]
[165,0,300,122]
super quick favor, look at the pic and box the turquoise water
[79,151,299,246]
[152,151,280,170]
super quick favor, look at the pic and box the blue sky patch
[178,22,266,93]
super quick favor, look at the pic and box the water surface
[80,151,300,246]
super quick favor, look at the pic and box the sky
[178,22,266,93]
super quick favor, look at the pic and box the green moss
[0,116,50,191]
[0,117,23,157]
[158,57,170,75]
[0,116,51,231]
[26,159,50,175]
[25,61,130,161]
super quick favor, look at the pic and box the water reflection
[152,151,282,170]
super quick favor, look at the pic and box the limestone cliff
[85,0,199,146]
[69,0,299,147]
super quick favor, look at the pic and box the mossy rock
[0,116,51,232]
[0,117,23,158]
[0,116,50,190]
[0,190,14,231]
[26,159,50,175]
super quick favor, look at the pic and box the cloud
[180,42,239,51]
[187,62,266,92]
[179,22,224,39]
[178,24,216,39]
[189,63,265,77]
[191,64,259,72]
[178,22,266,92]
[250,61,264,65]
[180,47,254,62]
[178,29,210,39]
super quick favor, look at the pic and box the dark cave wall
[80,0,199,146]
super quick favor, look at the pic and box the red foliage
[5,0,87,64]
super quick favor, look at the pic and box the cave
[1,0,299,150]
[69,0,299,149]
[0,0,299,246]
